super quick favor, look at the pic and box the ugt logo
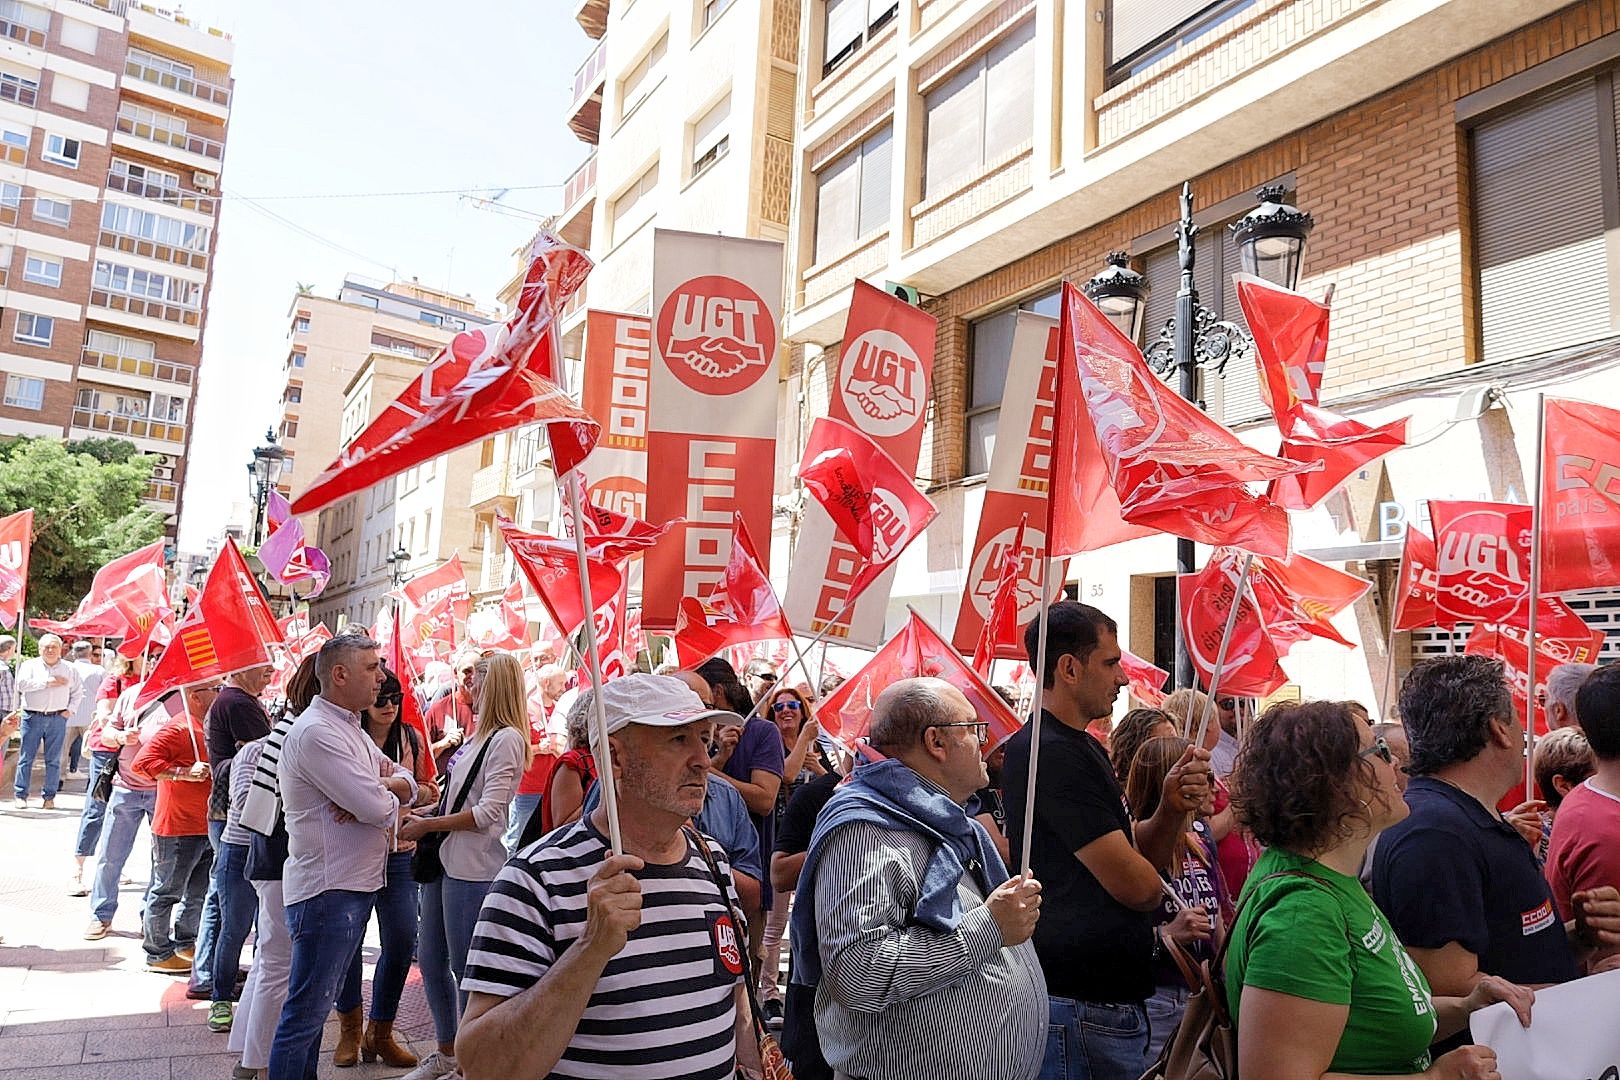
[840,329,925,439]
[658,275,776,396]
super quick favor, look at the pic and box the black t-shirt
[1002,711,1155,1004]
[775,770,839,856]
[205,686,272,821]
[1371,777,1578,989]
[972,784,1006,837]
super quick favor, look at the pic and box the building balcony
[143,477,178,504]
[69,0,130,14]
[80,344,195,387]
[0,15,45,49]
[104,168,219,216]
[558,153,595,248]
[113,112,225,164]
[124,53,231,110]
[98,229,209,271]
[71,406,186,444]
[470,462,517,509]
[567,38,605,144]
[89,287,202,335]
[574,0,608,39]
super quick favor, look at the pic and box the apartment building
[780,0,1620,703]
[0,0,233,535]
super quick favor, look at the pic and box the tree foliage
[0,436,164,619]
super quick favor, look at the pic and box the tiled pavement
[0,770,440,1079]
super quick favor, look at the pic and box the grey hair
[0,634,14,653]
[1546,663,1597,719]
[868,678,954,753]
[315,632,380,684]
[36,633,62,649]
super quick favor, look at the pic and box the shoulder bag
[411,734,495,885]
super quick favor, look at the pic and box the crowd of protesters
[6,594,1620,1080]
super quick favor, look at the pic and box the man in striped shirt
[458,673,756,1080]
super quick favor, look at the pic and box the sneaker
[399,1050,457,1080]
[41,798,55,810]
[146,954,192,974]
[12,797,26,809]
[84,920,110,941]
[208,1001,233,1033]
[69,875,89,898]
[762,997,784,1029]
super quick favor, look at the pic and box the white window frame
[22,252,61,287]
[14,311,53,346]
[611,160,659,243]
[690,94,731,179]
[32,194,70,226]
[823,0,898,76]
[3,372,43,409]
[701,0,735,29]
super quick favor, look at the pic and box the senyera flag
[1178,550,1288,699]
[106,574,174,658]
[797,416,938,600]
[0,508,32,628]
[673,512,792,668]
[785,280,937,647]
[1392,527,1453,631]
[136,538,282,709]
[1055,283,1307,558]
[818,610,1022,755]
[1540,398,1620,595]
[32,538,166,636]
[292,230,600,515]
[972,514,1029,679]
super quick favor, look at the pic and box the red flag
[500,521,627,638]
[1055,283,1305,557]
[1465,605,1604,736]
[1234,274,1330,420]
[1249,551,1370,650]
[1271,403,1409,511]
[570,473,678,559]
[106,575,174,658]
[400,591,457,662]
[0,509,31,628]
[292,232,600,515]
[1177,552,1288,699]
[136,539,280,708]
[1431,501,1534,628]
[797,416,937,599]
[1121,649,1170,707]
[1540,398,1620,594]
[672,513,792,667]
[972,514,1029,679]
[386,613,431,761]
[573,581,633,686]
[1392,528,1451,631]
[469,577,531,653]
[818,610,1022,755]
[32,539,166,636]
[401,554,472,628]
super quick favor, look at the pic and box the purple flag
[257,511,331,598]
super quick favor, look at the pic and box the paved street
[0,769,439,1080]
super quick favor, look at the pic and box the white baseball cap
[591,673,738,736]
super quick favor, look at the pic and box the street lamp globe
[1082,251,1150,343]
[1230,184,1314,290]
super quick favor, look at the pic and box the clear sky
[176,1,590,550]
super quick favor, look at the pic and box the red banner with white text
[0,509,32,629]
[1539,398,1620,595]
[581,310,652,523]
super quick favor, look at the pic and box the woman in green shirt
[1225,700,1533,1079]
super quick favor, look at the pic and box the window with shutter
[1106,0,1252,85]
[983,21,1037,163]
[923,18,1036,200]
[924,62,983,198]
[965,288,1060,475]
[857,126,892,237]
[621,32,668,120]
[691,94,731,178]
[823,0,900,76]
[812,126,893,264]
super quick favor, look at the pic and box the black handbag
[91,752,121,803]
[412,735,494,884]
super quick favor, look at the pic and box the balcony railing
[143,478,178,503]
[98,228,209,270]
[572,38,606,108]
[80,345,195,386]
[105,169,219,215]
[89,287,202,328]
[69,0,130,14]
[562,154,596,217]
[0,143,23,167]
[114,114,225,161]
[0,17,45,49]
[469,463,516,507]
[125,55,231,108]
[72,406,185,443]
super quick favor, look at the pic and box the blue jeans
[418,875,493,1045]
[505,792,541,853]
[337,851,419,1020]
[15,711,66,800]
[144,833,212,962]
[1039,997,1150,1080]
[75,750,120,857]
[209,839,257,1002]
[1144,984,1191,1066]
[270,889,374,1080]
[190,819,225,995]
[90,786,156,922]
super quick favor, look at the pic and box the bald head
[674,669,715,708]
[869,678,962,754]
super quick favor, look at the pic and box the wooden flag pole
[566,472,621,854]
[1524,393,1547,797]
[1193,553,1257,752]
[1378,607,1401,723]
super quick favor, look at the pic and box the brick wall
[925,0,1620,482]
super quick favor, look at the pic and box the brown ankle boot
[361,1020,418,1068]
[332,1007,363,1067]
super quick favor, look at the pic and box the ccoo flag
[1538,398,1620,595]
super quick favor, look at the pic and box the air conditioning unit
[193,171,217,191]
[151,464,173,480]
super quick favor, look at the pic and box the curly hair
[1398,655,1514,776]
[1110,707,1174,788]
[1231,700,1380,854]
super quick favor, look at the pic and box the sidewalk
[0,770,440,1079]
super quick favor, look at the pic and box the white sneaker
[399,1051,457,1080]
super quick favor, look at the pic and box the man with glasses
[791,677,1047,1080]
[13,633,84,809]
[423,653,475,777]
[743,658,778,703]
[1210,694,1241,778]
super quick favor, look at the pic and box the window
[15,311,53,346]
[620,32,667,119]
[33,195,70,226]
[87,329,156,362]
[0,1,49,33]
[3,373,43,409]
[418,311,445,328]
[1106,0,1253,87]
[0,70,37,106]
[0,182,18,211]
[22,253,61,287]
[421,510,432,554]
[111,158,182,195]
[702,0,734,28]
[129,48,195,82]
[923,19,1036,198]
[43,134,81,168]
[94,261,198,308]
[0,128,25,158]
[823,0,898,76]
[59,16,97,53]
[49,75,89,112]
[813,125,892,263]
[286,385,302,404]
[690,94,730,178]
[479,438,496,468]
[290,350,306,368]
[294,317,310,333]
[965,288,1060,475]
[612,161,659,242]
[153,393,185,423]
[101,203,211,251]
[281,418,298,439]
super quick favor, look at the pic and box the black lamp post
[248,428,288,546]
[386,546,412,587]
[1083,182,1313,689]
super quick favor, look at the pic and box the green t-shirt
[1226,849,1437,1075]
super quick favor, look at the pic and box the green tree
[0,436,164,619]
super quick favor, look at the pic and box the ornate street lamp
[1082,252,1149,343]
[1231,184,1315,290]
[386,546,412,587]
[249,429,288,546]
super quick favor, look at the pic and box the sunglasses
[1358,736,1393,764]
[772,700,802,712]
[374,692,403,708]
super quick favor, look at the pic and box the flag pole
[1378,607,1400,723]
[1193,553,1257,751]
[735,592,858,726]
[1019,584,1051,876]
[566,471,621,854]
[1524,393,1547,797]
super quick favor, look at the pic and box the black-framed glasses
[771,700,802,712]
[1359,736,1393,764]
[928,721,990,744]
[374,692,403,708]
